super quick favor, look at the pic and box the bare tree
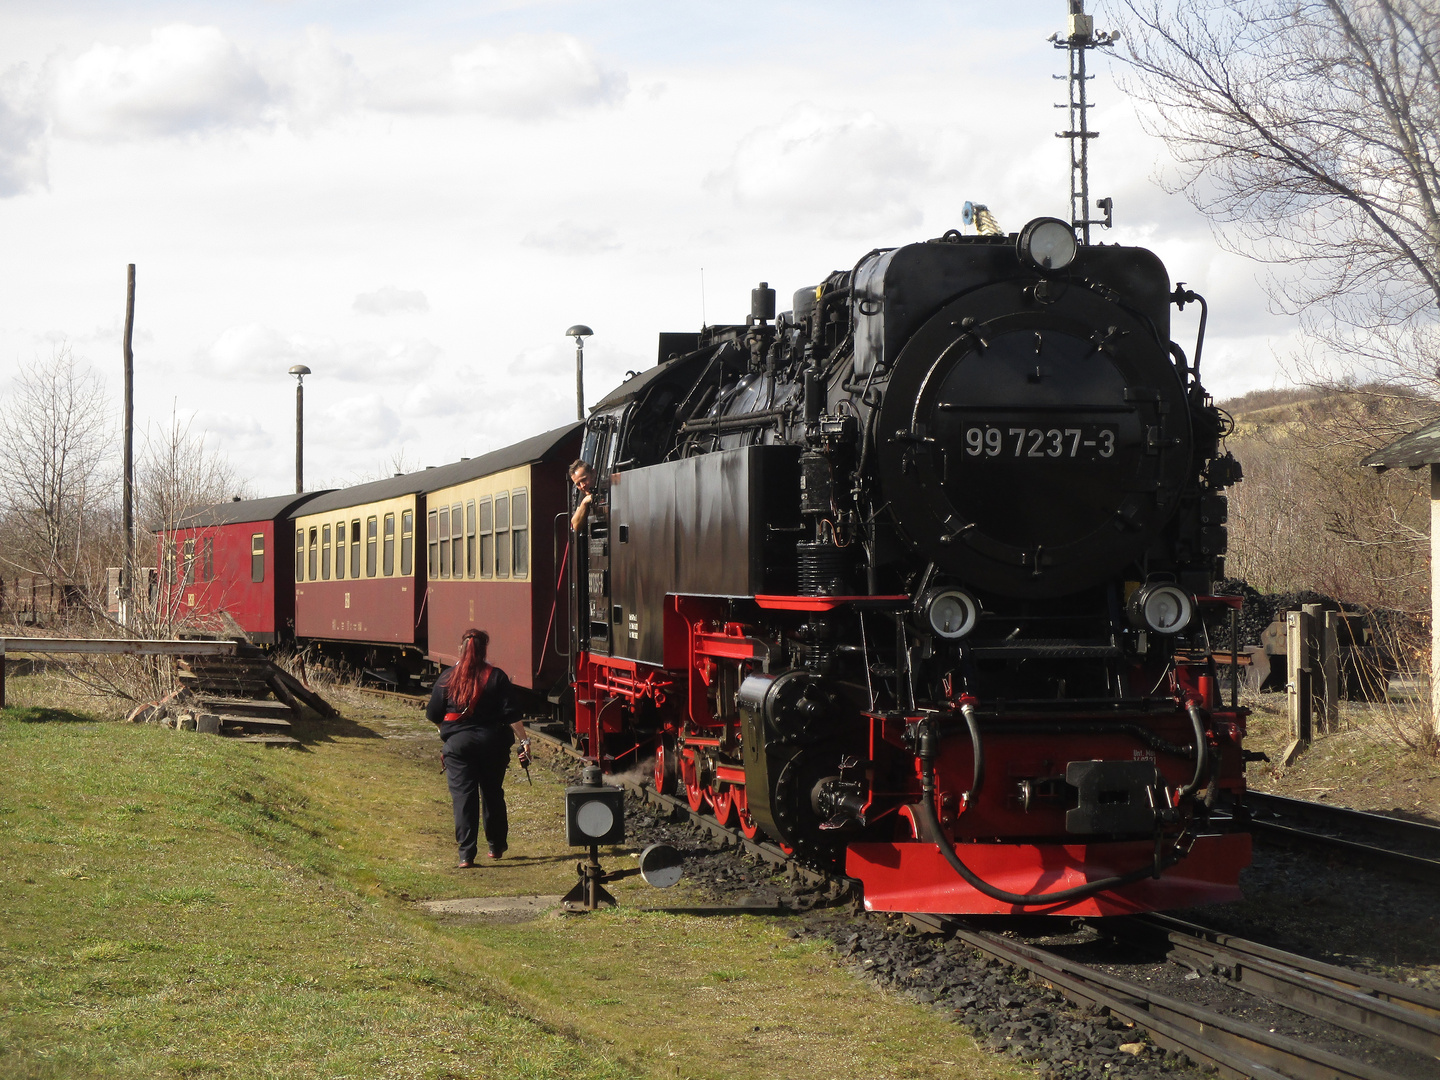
[136,407,250,536]
[0,344,113,587]
[1112,0,1440,388]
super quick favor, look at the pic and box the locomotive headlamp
[1017,217,1079,272]
[920,587,980,639]
[565,764,626,846]
[1127,583,1194,635]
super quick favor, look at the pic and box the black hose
[1177,701,1209,801]
[915,757,1188,907]
[960,701,984,798]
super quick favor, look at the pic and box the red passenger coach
[421,425,580,692]
[160,492,329,642]
[288,424,579,690]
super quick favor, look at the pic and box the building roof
[174,491,332,529]
[1361,419,1440,471]
[289,423,582,518]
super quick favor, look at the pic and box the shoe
[458,858,475,869]
[487,847,506,859]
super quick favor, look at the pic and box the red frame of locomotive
[574,593,1251,916]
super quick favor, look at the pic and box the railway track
[521,722,1440,1080]
[1238,790,1440,885]
[908,909,1440,1080]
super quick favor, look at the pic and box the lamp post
[289,364,311,493]
[566,325,593,421]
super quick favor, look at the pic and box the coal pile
[1207,578,1352,652]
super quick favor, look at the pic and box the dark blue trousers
[442,726,512,860]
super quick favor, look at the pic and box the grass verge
[0,680,1013,1080]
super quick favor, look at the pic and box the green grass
[0,686,1014,1080]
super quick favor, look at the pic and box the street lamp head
[289,364,312,383]
[566,325,594,340]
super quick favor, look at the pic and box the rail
[907,910,1426,1080]
[1238,790,1440,886]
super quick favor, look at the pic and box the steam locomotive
[166,211,1251,916]
[567,216,1252,915]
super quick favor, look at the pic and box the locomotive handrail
[550,513,571,662]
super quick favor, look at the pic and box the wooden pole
[1432,464,1440,740]
[121,264,135,628]
[1302,602,1325,732]
[1322,609,1340,733]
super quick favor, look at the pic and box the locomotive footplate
[847,833,1252,917]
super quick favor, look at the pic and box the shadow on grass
[2,705,96,724]
[290,712,385,743]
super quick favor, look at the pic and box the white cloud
[270,29,363,131]
[50,24,273,140]
[522,220,622,254]
[316,393,401,445]
[201,323,441,383]
[707,104,930,235]
[369,33,626,119]
[353,286,429,315]
[194,410,274,455]
[0,65,46,195]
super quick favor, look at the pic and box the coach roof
[175,491,333,530]
[288,423,581,519]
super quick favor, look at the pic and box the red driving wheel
[680,750,709,812]
[732,785,760,839]
[711,785,736,827]
[654,738,677,796]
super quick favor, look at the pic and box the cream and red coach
[289,424,579,694]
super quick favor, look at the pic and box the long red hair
[448,629,491,712]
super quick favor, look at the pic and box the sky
[0,1,1300,498]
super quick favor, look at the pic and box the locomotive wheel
[733,787,760,839]
[711,785,737,827]
[679,752,709,812]
[685,774,709,813]
[653,736,678,797]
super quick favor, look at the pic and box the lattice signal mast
[1053,1,1119,245]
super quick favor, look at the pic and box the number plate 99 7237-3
[963,425,1117,460]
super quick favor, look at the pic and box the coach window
[438,506,451,579]
[383,513,395,576]
[307,528,318,582]
[400,510,414,576]
[202,537,214,582]
[427,509,439,577]
[479,497,493,578]
[321,524,332,580]
[252,533,265,584]
[511,489,528,578]
[181,539,195,586]
[495,494,510,578]
[450,503,463,579]
[295,528,305,581]
[350,518,361,578]
[335,522,346,580]
[366,516,378,577]
[465,500,476,579]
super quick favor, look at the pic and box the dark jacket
[426,665,519,739]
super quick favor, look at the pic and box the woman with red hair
[425,628,530,867]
